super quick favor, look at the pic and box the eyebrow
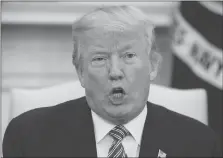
[117,44,132,53]
[90,43,134,55]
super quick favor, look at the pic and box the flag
[171,1,222,147]
[157,149,167,158]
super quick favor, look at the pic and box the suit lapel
[71,97,97,157]
[71,98,163,157]
[139,101,160,157]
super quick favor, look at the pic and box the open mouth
[109,87,126,105]
[111,87,125,95]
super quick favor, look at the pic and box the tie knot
[109,125,130,142]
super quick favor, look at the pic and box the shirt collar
[91,110,115,144]
[124,105,147,145]
[91,104,147,145]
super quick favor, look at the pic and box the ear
[76,67,85,88]
[149,52,162,81]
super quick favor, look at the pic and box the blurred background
[1,1,222,155]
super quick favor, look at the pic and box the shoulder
[148,102,222,156]
[150,102,215,138]
[4,96,88,136]
[3,97,90,156]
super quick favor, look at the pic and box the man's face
[77,27,155,124]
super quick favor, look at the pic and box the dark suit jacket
[3,96,222,157]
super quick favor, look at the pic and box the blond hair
[72,5,158,70]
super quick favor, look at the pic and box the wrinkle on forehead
[79,26,145,50]
[85,22,144,37]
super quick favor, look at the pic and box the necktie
[108,125,130,158]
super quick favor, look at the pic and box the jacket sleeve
[3,118,24,157]
[211,132,222,157]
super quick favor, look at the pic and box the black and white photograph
[1,1,222,157]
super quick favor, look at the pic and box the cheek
[126,61,150,84]
[84,66,108,92]
[125,62,150,95]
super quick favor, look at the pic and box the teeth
[112,93,123,98]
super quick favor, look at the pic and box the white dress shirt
[91,105,147,157]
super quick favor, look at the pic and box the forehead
[80,27,146,51]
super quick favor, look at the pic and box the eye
[124,52,136,59]
[91,56,107,66]
[93,57,105,61]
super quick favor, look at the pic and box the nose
[108,55,124,81]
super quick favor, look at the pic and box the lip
[109,87,126,95]
[108,94,127,105]
[108,87,127,105]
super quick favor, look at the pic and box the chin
[109,115,129,125]
[105,109,132,124]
